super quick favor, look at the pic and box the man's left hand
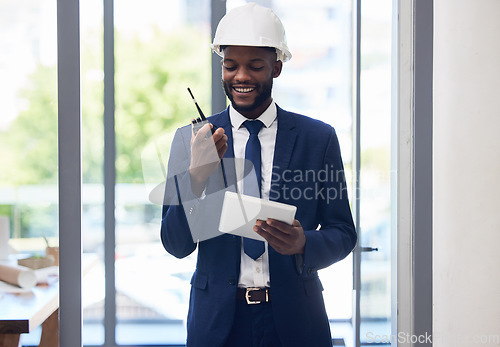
[254,219,306,255]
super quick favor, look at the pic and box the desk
[0,281,58,347]
[0,254,98,347]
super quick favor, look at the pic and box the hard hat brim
[211,43,292,63]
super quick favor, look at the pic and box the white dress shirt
[229,101,278,288]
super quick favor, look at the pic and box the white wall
[433,1,500,346]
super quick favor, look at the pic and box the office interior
[0,0,498,346]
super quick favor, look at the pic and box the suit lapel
[210,108,238,191]
[210,109,242,264]
[269,107,298,284]
[270,106,297,201]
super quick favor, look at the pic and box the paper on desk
[0,263,37,289]
[35,265,59,284]
[0,279,32,293]
[0,266,58,294]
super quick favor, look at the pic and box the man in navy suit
[161,3,356,346]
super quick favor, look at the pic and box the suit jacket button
[228,278,236,286]
[308,267,316,274]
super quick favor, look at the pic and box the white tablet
[218,191,297,241]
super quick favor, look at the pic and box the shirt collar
[229,100,277,130]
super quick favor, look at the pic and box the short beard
[222,78,273,114]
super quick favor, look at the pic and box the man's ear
[272,60,283,78]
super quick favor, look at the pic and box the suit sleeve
[160,127,199,259]
[160,125,228,258]
[299,127,357,274]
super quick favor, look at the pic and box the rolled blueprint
[0,216,9,260]
[0,263,37,289]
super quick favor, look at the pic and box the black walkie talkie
[188,88,217,136]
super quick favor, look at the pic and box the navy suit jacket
[161,105,357,347]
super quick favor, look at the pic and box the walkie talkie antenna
[187,88,207,121]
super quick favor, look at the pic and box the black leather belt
[237,287,270,304]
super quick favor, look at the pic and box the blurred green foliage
[0,65,58,185]
[114,26,211,183]
[0,26,211,238]
[0,25,211,186]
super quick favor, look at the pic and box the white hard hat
[211,2,292,62]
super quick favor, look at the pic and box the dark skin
[189,45,306,255]
[254,219,306,255]
[221,45,282,119]
[189,123,228,197]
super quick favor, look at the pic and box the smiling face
[221,46,283,119]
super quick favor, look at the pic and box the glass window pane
[359,0,393,344]
[0,0,58,345]
[80,0,105,345]
[114,0,211,344]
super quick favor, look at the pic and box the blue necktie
[243,120,265,260]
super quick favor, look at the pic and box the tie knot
[243,120,264,135]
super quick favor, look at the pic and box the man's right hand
[189,123,228,197]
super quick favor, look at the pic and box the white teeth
[234,87,255,93]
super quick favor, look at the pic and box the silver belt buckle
[245,287,268,305]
